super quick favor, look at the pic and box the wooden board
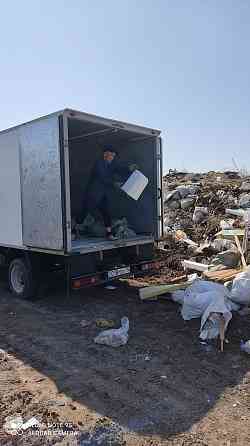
[203,268,242,283]
[221,229,245,238]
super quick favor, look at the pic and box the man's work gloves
[113,165,138,189]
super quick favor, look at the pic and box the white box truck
[0,109,163,298]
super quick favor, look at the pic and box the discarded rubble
[140,169,250,350]
[240,340,250,354]
[172,279,234,348]
[240,181,250,192]
[160,169,250,273]
[239,193,250,208]
[163,170,246,242]
[94,317,129,347]
[139,274,197,300]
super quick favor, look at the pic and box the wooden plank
[234,235,247,269]
[221,229,245,238]
[139,277,195,300]
[203,268,238,278]
[203,268,242,282]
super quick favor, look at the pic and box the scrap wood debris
[160,169,250,273]
[203,268,243,282]
[138,170,250,351]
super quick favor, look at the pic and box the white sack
[230,267,250,305]
[94,317,129,347]
[172,279,234,340]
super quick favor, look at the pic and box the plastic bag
[184,279,229,298]
[240,182,250,192]
[200,296,233,340]
[220,219,235,230]
[112,218,136,239]
[211,238,236,252]
[239,193,250,208]
[94,317,129,347]
[230,267,250,305]
[164,190,181,203]
[212,250,240,268]
[88,221,107,237]
[171,289,186,304]
[193,207,208,224]
[181,198,195,209]
[167,200,181,210]
[172,279,233,340]
[172,279,225,307]
[80,214,107,237]
[81,214,95,229]
[240,340,250,354]
[175,184,199,198]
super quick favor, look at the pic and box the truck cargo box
[0,109,163,254]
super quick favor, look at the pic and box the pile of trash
[140,267,250,351]
[94,317,129,347]
[161,170,250,266]
[163,170,249,240]
[140,170,250,350]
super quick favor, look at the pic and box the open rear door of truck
[156,137,164,240]
[18,115,64,251]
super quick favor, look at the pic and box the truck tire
[8,258,35,299]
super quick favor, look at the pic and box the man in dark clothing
[77,146,133,240]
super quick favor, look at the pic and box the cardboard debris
[96,319,116,329]
[203,268,243,283]
[164,274,187,284]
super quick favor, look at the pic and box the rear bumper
[71,259,164,290]
[71,235,154,254]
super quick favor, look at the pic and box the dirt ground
[0,276,250,446]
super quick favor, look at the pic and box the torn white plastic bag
[94,317,129,347]
[171,279,217,306]
[230,267,250,305]
[240,340,250,354]
[200,295,233,340]
[172,279,234,340]
[170,274,198,304]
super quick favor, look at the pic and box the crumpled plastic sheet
[94,317,129,347]
[230,267,250,305]
[112,218,136,239]
[171,279,240,340]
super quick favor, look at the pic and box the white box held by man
[121,170,148,200]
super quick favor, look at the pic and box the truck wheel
[8,258,35,299]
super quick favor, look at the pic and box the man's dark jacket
[86,159,130,205]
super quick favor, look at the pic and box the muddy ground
[0,276,250,445]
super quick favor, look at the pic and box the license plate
[107,266,130,280]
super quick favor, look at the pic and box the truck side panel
[0,130,23,246]
[18,116,63,250]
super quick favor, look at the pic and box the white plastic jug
[121,170,148,201]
